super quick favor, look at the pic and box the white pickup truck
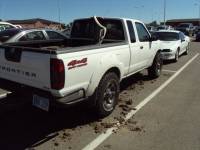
[0,17,162,117]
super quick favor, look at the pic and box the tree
[148,21,159,27]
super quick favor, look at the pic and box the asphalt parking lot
[0,42,199,150]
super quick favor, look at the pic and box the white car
[0,28,68,44]
[157,25,174,31]
[0,22,21,31]
[154,30,190,62]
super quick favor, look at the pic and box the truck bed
[2,38,126,54]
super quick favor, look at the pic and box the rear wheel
[148,52,162,79]
[94,72,120,118]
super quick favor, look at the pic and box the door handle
[140,46,144,49]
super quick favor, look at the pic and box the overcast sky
[0,0,199,24]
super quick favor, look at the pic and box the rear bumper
[0,78,86,106]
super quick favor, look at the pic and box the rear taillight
[50,58,65,90]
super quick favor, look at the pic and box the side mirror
[149,35,158,42]
[181,39,185,42]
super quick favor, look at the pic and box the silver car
[0,28,68,44]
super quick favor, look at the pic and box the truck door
[127,21,152,73]
[126,20,142,73]
[135,22,154,68]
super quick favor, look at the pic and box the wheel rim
[103,80,117,111]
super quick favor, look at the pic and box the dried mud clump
[104,144,112,149]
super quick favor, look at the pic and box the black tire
[94,72,120,118]
[174,49,179,62]
[184,44,189,55]
[148,52,162,79]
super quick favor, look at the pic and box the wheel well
[104,67,121,79]
[157,49,162,53]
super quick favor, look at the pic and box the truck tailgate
[0,46,51,91]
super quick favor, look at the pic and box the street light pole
[195,0,200,26]
[199,5,200,26]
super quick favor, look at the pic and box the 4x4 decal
[67,58,87,70]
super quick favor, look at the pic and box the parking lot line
[82,53,199,150]
[162,69,177,73]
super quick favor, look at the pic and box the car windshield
[0,29,21,42]
[178,24,190,28]
[156,32,179,41]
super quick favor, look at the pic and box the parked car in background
[196,26,200,33]
[192,26,198,34]
[0,22,16,31]
[62,28,70,38]
[0,22,21,31]
[176,23,194,36]
[157,25,173,31]
[154,30,189,62]
[196,32,200,41]
[147,26,157,32]
[0,28,68,44]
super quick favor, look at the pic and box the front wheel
[148,52,163,79]
[174,50,179,62]
[94,72,120,117]
[184,44,189,55]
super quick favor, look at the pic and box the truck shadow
[0,73,152,150]
[120,72,152,91]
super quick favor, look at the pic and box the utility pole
[164,0,166,26]
[57,0,61,29]
[199,4,200,26]
[195,0,200,26]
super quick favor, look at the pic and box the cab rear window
[71,18,125,41]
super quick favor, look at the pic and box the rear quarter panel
[53,44,130,97]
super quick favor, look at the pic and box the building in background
[6,18,65,30]
[166,18,200,27]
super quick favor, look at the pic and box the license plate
[32,95,49,111]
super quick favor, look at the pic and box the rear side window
[103,20,125,40]
[126,21,136,43]
[19,31,46,41]
[135,22,150,42]
[46,31,66,40]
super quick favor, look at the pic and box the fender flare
[86,54,124,97]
